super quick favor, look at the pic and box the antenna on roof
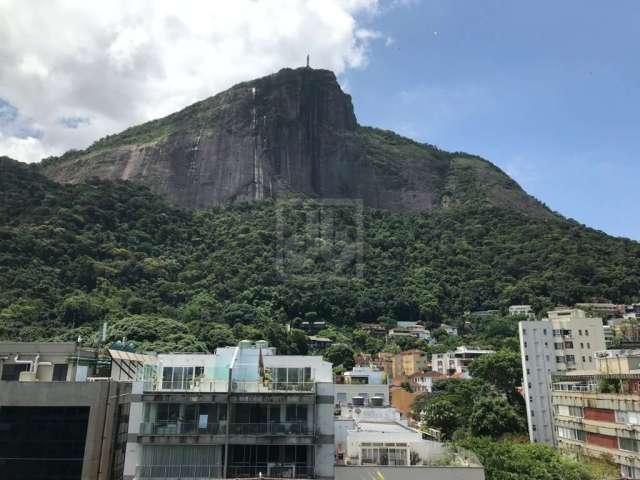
[306,54,310,68]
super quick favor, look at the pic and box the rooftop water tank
[370,396,384,407]
[352,396,365,407]
[255,340,269,349]
[238,340,253,349]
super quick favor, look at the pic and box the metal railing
[231,381,314,393]
[552,383,596,392]
[140,421,226,435]
[142,380,313,393]
[228,422,311,436]
[226,464,314,478]
[137,464,223,479]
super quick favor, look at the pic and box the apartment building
[551,350,640,479]
[336,366,389,406]
[518,308,606,445]
[0,342,133,480]
[374,350,429,379]
[431,346,494,378]
[124,340,335,480]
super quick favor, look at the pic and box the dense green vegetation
[457,437,596,480]
[2,156,640,353]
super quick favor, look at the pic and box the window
[578,330,582,335]
[620,437,640,452]
[582,356,586,362]
[525,355,529,361]
[585,330,589,336]
[161,366,197,390]
[556,356,564,363]
[557,427,585,441]
[622,465,640,479]
[616,411,640,425]
[554,343,564,350]
[564,341,574,349]
[52,364,68,381]
[543,329,547,335]
[522,329,527,335]
[361,446,407,466]
[286,404,308,422]
[524,342,527,348]
[555,405,583,418]
[0,364,29,381]
[587,342,591,349]
[588,356,592,362]
[580,343,584,349]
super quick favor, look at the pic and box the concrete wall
[0,380,127,480]
[316,382,336,479]
[335,383,389,405]
[335,465,485,480]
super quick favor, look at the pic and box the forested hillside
[1,156,639,351]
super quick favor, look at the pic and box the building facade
[519,308,606,445]
[0,342,132,480]
[123,341,335,480]
[551,350,640,479]
[431,347,494,378]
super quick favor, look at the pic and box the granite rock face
[41,67,551,216]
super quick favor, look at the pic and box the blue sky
[2,1,638,240]
[343,0,640,240]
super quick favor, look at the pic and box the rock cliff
[40,67,551,217]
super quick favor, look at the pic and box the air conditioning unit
[19,371,37,382]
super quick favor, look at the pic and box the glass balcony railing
[140,421,226,435]
[228,422,311,436]
[137,464,223,479]
[231,381,314,393]
[226,464,314,478]
[143,379,314,393]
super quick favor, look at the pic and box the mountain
[40,67,550,217]
[2,156,640,351]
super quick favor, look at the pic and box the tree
[468,395,525,438]
[469,350,523,403]
[458,437,594,480]
[421,398,459,439]
[324,343,355,370]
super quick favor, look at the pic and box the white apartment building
[519,308,606,446]
[431,346,494,378]
[124,340,335,480]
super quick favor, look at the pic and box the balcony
[140,421,226,436]
[229,422,311,436]
[226,464,314,478]
[552,383,596,392]
[137,464,223,479]
[231,381,314,393]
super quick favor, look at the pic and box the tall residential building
[431,346,495,378]
[519,308,606,445]
[125,340,335,480]
[551,350,640,479]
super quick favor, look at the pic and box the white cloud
[0,0,383,163]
